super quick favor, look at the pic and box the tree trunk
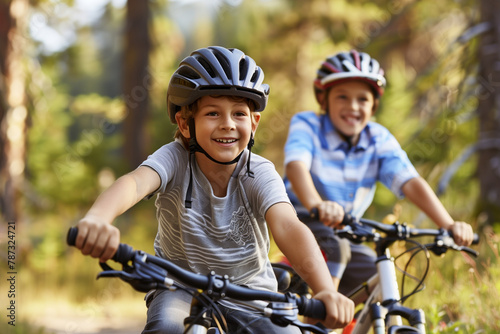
[477,0,500,225]
[0,0,28,222]
[123,0,151,170]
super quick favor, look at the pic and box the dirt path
[34,316,145,334]
[23,293,147,334]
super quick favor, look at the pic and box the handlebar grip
[341,213,354,226]
[298,295,326,320]
[113,243,135,264]
[472,233,480,245]
[67,226,78,246]
[66,227,134,264]
[309,208,354,226]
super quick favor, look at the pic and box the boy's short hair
[174,95,257,149]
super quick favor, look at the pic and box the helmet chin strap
[184,118,255,208]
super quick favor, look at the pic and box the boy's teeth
[216,139,236,143]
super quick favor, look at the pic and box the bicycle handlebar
[308,208,479,257]
[66,227,327,328]
[337,214,479,257]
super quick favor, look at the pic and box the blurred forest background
[1,0,500,333]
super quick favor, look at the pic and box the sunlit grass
[401,226,500,333]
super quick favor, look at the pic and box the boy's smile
[325,80,376,146]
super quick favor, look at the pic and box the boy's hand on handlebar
[75,216,120,262]
[312,290,354,329]
[449,221,474,247]
[314,201,345,228]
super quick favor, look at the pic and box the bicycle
[292,211,479,334]
[66,227,331,334]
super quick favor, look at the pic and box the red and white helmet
[314,50,386,104]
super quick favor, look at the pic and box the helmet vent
[239,58,249,81]
[177,66,200,80]
[250,70,259,83]
[197,57,216,78]
[172,77,196,89]
[212,50,232,80]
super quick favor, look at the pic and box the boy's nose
[220,115,236,129]
[348,99,359,110]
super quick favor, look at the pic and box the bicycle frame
[332,217,478,334]
[346,249,425,334]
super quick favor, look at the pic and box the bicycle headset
[166,46,270,208]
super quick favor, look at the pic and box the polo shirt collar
[356,124,371,150]
[321,114,372,151]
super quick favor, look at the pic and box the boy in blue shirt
[284,50,474,294]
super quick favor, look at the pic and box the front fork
[368,250,426,333]
[370,302,426,334]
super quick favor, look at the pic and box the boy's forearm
[268,203,335,292]
[278,223,335,293]
[402,177,454,230]
[285,161,323,210]
[85,173,144,224]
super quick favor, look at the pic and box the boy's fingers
[452,222,473,246]
[100,230,120,262]
[316,292,354,329]
[74,224,88,249]
[81,227,98,256]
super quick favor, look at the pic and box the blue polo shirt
[283,111,419,218]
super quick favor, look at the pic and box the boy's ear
[251,112,261,133]
[175,113,191,138]
[372,99,379,115]
[316,91,327,110]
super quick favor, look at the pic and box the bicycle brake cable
[394,240,430,304]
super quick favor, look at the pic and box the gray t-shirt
[141,139,291,309]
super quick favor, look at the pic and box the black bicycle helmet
[167,46,270,123]
[314,50,386,104]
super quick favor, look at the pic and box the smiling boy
[283,50,474,295]
[72,46,354,333]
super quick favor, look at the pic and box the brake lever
[97,252,170,292]
[290,320,328,334]
[310,209,375,243]
[97,269,162,292]
[266,301,328,334]
[335,223,378,244]
[428,230,479,257]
